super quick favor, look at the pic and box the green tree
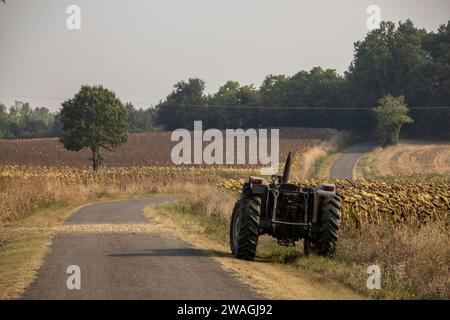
[51,112,63,137]
[237,84,260,106]
[0,103,10,138]
[208,81,241,106]
[126,103,156,133]
[260,68,346,108]
[347,22,396,105]
[5,101,55,138]
[390,20,432,106]
[164,78,206,106]
[374,95,413,146]
[209,81,260,106]
[347,20,431,107]
[297,67,346,107]
[423,21,450,105]
[60,85,128,171]
[259,74,289,107]
[155,78,207,130]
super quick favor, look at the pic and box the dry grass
[1,173,448,299]
[154,187,450,299]
[336,220,449,299]
[311,152,341,179]
[0,202,81,299]
[0,174,215,224]
[359,140,450,177]
[295,132,353,178]
[0,230,53,300]
[0,175,208,299]
[0,157,448,299]
[145,197,364,300]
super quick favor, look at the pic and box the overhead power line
[158,104,450,110]
[1,94,449,110]
[0,94,153,107]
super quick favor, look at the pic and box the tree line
[158,20,449,109]
[155,20,450,139]
[0,101,156,139]
[1,19,449,140]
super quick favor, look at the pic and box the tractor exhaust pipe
[281,151,293,184]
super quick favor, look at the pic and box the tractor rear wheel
[310,194,341,256]
[230,196,261,261]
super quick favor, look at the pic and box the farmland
[1,1,449,301]
[0,128,335,168]
[2,164,448,225]
[0,129,449,299]
[219,176,450,225]
[356,141,450,178]
[0,130,448,233]
[0,128,336,223]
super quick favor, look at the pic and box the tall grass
[0,175,207,223]
[177,188,450,299]
[1,175,448,299]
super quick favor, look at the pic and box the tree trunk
[91,146,99,171]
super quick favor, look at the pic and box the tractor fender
[312,183,336,224]
[247,176,269,195]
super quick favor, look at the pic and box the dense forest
[1,20,449,139]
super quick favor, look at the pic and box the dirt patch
[57,223,169,234]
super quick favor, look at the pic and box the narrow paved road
[331,142,376,179]
[23,196,261,300]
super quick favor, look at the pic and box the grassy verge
[311,151,341,178]
[1,175,447,299]
[0,173,226,299]
[146,189,449,300]
[145,200,366,300]
[353,152,373,179]
[308,134,357,178]
[0,192,156,299]
[0,201,75,299]
[291,131,354,178]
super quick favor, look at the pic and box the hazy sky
[0,0,449,111]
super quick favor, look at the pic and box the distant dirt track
[23,196,261,300]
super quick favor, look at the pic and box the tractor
[230,152,342,260]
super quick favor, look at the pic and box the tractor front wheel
[230,196,261,261]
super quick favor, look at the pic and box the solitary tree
[374,95,413,146]
[60,85,128,171]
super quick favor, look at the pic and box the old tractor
[230,152,342,260]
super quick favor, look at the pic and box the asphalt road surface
[23,196,261,300]
[330,142,376,179]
